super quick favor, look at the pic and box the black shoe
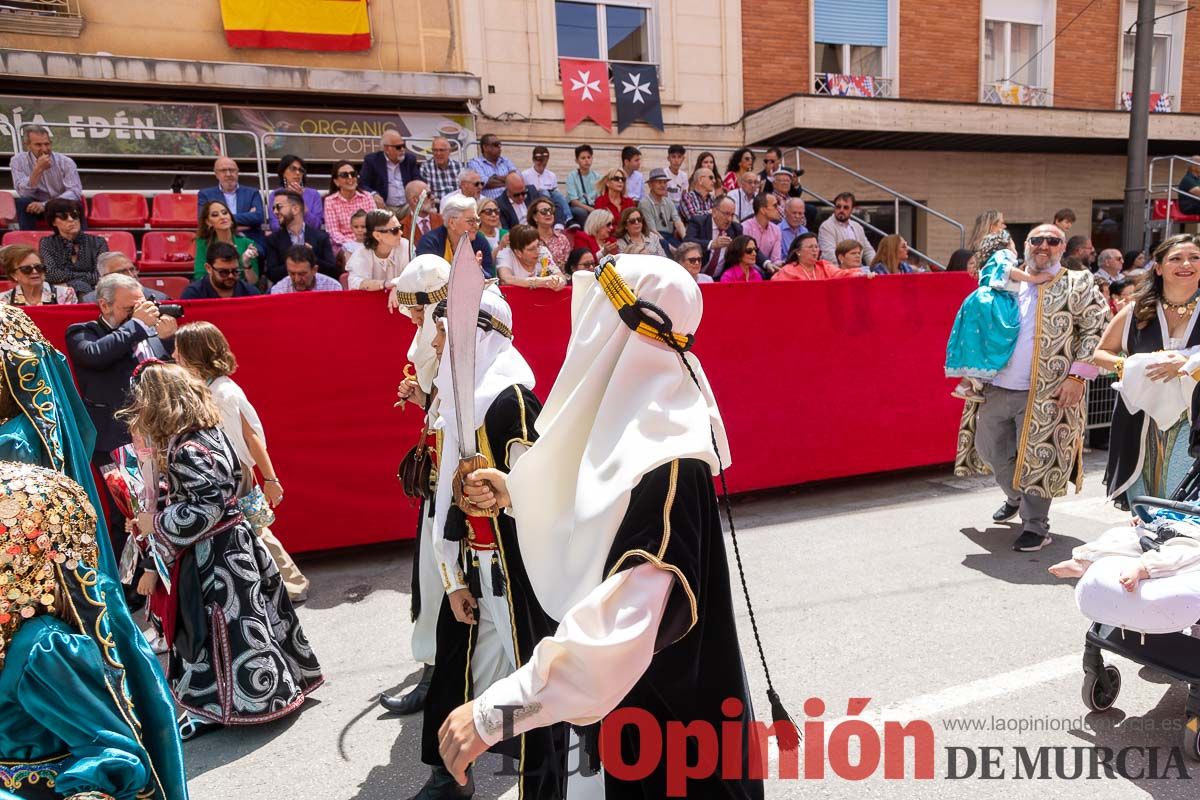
[1012,531,1052,552]
[409,766,474,800]
[380,664,432,715]
[993,501,1020,522]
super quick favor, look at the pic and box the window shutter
[813,0,888,47]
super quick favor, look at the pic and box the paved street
[186,451,1200,799]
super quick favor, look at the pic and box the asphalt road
[185,451,1200,799]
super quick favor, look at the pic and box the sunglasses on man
[1028,236,1063,247]
[55,210,81,221]
[212,266,242,278]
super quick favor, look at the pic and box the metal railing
[812,74,895,99]
[1085,374,1117,432]
[981,83,1052,107]
[1144,155,1200,251]
[785,146,965,267]
[0,0,83,35]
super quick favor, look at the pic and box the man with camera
[65,273,179,590]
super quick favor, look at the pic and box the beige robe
[955,267,1109,498]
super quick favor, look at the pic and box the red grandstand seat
[0,281,11,295]
[0,192,16,227]
[139,231,197,274]
[140,276,190,299]
[1,230,53,248]
[150,194,198,228]
[88,193,149,228]
[93,230,137,260]
[1151,199,1200,223]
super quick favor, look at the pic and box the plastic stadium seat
[1152,199,1200,223]
[0,281,11,295]
[140,276,190,299]
[88,193,149,228]
[150,193,198,229]
[139,231,197,274]
[93,230,137,260]
[1,230,53,248]
[0,192,15,227]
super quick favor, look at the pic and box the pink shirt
[741,217,782,263]
[719,264,763,283]
[772,260,859,281]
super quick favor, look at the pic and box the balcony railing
[982,82,1051,107]
[0,0,84,36]
[813,74,894,99]
[1120,91,1174,112]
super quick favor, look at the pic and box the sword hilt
[453,453,499,518]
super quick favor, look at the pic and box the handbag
[238,480,276,531]
[398,425,436,500]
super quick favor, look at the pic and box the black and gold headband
[394,284,449,308]
[432,300,513,339]
[594,256,693,352]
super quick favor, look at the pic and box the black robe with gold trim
[599,458,764,800]
[420,384,566,799]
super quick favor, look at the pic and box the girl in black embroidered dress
[118,361,322,740]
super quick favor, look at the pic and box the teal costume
[0,307,187,800]
[944,249,1022,380]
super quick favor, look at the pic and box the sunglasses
[471,181,484,188]
[481,208,500,215]
[1028,236,1063,246]
[378,226,403,235]
[610,177,626,183]
[17,263,45,275]
[383,144,406,150]
[683,256,703,264]
[55,211,81,220]
[745,247,758,254]
[627,217,643,223]
[535,206,554,215]
[511,191,527,198]
[337,170,358,179]
[212,267,241,277]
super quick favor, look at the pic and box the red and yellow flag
[220,0,371,52]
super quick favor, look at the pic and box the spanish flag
[221,0,371,52]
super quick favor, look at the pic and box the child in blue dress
[945,231,1053,401]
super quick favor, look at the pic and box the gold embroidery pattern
[2,305,62,470]
[955,270,1108,498]
[0,753,65,792]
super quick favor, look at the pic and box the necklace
[1162,295,1200,317]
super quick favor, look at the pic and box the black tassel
[467,554,482,599]
[768,688,800,751]
[445,505,467,542]
[491,553,506,597]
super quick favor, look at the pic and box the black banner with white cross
[612,63,664,132]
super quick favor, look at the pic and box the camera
[155,302,185,319]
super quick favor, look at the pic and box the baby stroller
[1080,466,1200,760]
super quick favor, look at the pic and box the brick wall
[1052,0,1120,110]
[741,0,809,112]
[899,1,980,102]
[1182,7,1200,112]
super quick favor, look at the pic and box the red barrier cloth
[22,273,974,552]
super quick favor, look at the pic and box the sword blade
[445,232,485,458]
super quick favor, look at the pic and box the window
[555,1,652,64]
[811,0,894,96]
[1121,33,1171,95]
[983,20,1042,87]
[0,0,84,37]
[1117,0,1186,109]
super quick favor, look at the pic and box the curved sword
[445,232,497,517]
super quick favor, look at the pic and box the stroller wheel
[1082,665,1121,712]
[1183,718,1200,762]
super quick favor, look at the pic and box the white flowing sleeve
[472,563,673,746]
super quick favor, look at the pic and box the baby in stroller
[1049,516,1200,591]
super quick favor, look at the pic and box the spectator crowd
[5,126,979,306]
[8,123,1177,306]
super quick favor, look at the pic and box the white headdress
[393,254,451,393]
